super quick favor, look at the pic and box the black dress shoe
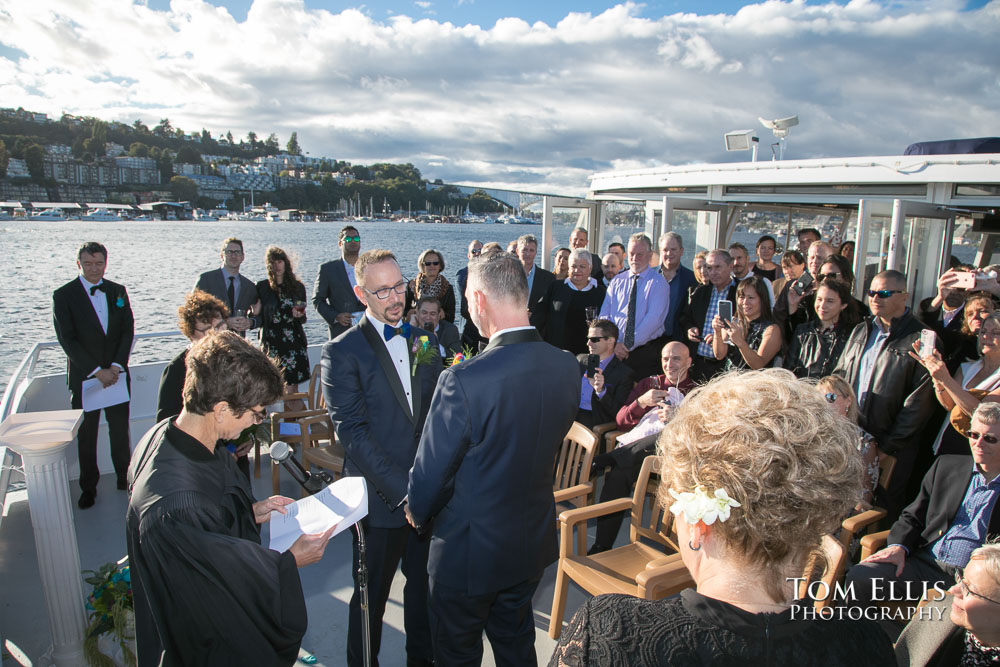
[78,491,96,509]
[117,477,127,491]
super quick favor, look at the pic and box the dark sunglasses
[342,235,361,243]
[967,430,1000,444]
[868,289,904,299]
[587,336,608,343]
[470,249,482,255]
[818,273,842,281]
[824,392,838,404]
[424,260,441,267]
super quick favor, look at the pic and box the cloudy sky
[1,0,997,195]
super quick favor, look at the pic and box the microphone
[269,440,332,495]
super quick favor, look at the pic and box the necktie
[227,276,235,314]
[384,321,411,341]
[89,283,106,296]
[624,273,639,348]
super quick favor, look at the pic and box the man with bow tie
[322,249,443,667]
[52,241,135,509]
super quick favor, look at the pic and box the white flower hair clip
[668,486,741,526]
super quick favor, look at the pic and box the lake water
[1,219,648,392]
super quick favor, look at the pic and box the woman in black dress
[550,370,895,666]
[711,275,782,371]
[254,246,310,410]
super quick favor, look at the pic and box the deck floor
[1,453,607,666]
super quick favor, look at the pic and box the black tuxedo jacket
[408,328,579,595]
[313,258,364,339]
[527,266,556,331]
[576,354,635,425]
[52,277,134,392]
[322,316,443,528]
[888,455,1000,554]
[676,282,737,358]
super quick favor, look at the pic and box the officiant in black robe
[127,333,335,667]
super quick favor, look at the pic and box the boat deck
[0,449,602,666]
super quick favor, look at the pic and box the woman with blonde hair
[551,369,894,665]
[406,248,455,322]
[816,375,879,505]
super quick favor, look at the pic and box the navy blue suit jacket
[662,264,697,340]
[322,316,443,528]
[408,328,579,595]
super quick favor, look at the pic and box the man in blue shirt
[846,401,1000,627]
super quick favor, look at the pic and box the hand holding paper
[268,476,368,554]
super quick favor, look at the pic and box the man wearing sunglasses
[313,225,365,339]
[846,401,1000,630]
[836,270,936,519]
[322,249,443,667]
[575,319,634,429]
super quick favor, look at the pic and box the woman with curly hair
[551,369,895,666]
[254,246,310,409]
[406,248,456,323]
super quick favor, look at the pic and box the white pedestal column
[0,410,87,667]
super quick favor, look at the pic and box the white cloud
[0,0,997,195]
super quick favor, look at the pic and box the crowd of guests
[57,221,1000,666]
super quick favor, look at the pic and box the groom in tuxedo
[407,251,579,665]
[52,241,135,509]
[322,249,442,667]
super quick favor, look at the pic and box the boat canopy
[905,137,1000,155]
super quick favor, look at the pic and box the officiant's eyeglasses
[955,568,1000,604]
[966,430,1000,445]
[365,281,408,300]
[248,407,267,424]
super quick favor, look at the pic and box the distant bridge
[430,183,579,211]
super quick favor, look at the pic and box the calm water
[0,219,646,392]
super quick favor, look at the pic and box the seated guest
[576,319,634,430]
[601,252,621,286]
[846,401,1000,621]
[545,249,607,355]
[817,375,879,505]
[711,276,782,371]
[913,313,1000,456]
[587,341,693,554]
[752,235,781,282]
[784,279,858,379]
[553,247,571,281]
[415,296,462,358]
[553,369,894,664]
[156,289,228,422]
[894,540,1000,667]
[406,248,456,322]
[677,249,736,382]
[598,234,670,377]
[772,249,805,298]
[128,332,335,666]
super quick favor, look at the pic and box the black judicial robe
[126,420,306,667]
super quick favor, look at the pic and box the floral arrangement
[446,345,475,367]
[83,558,135,667]
[411,334,436,375]
[668,486,741,526]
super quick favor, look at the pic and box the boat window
[953,184,1000,198]
[724,184,927,197]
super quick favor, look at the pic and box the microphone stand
[275,460,371,667]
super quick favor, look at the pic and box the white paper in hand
[268,476,368,553]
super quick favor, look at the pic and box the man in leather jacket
[835,270,935,519]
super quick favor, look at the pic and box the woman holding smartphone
[711,276,782,371]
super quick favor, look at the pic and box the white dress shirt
[366,311,413,414]
[80,275,108,333]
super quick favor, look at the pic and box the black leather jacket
[783,321,850,379]
[834,311,934,456]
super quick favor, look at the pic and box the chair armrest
[558,497,633,527]
[859,530,891,560]
[272,408,327,421]
[554,482,593,504]
[636,555,691,599]
[645,556,677,571]
[283,391,309,401]
[841,508,887,537]
[602,431,624,454]
[591,421,617,440]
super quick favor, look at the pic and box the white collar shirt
[366,311,413,414]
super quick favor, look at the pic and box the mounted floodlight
[724,130,759,162]
[759,115,799,160]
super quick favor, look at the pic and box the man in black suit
[677,249,737,383]
[193,237,257,336]
[576,319,634,429]
[52,242,135,509]
[846,401,1000,614]
[569,226,604,282]
[415,296,462,357]
[313,225,366,339]
[322,249,442,667]
[457,239,486,352]
[517,233,556,333]
[407,252,579,666]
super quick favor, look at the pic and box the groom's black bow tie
[89,283,107,296]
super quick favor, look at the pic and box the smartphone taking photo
[718,300,734,328]
[919,329,937,358]
[792,272,814,296]
[586,354,600,378]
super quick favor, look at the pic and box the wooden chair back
[798,534,847,609]
[629,455,677,551]
[877,451,896,492]
[553,422,598,502]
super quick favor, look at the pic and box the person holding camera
[575,319,634,430]
[710,276,782,371]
